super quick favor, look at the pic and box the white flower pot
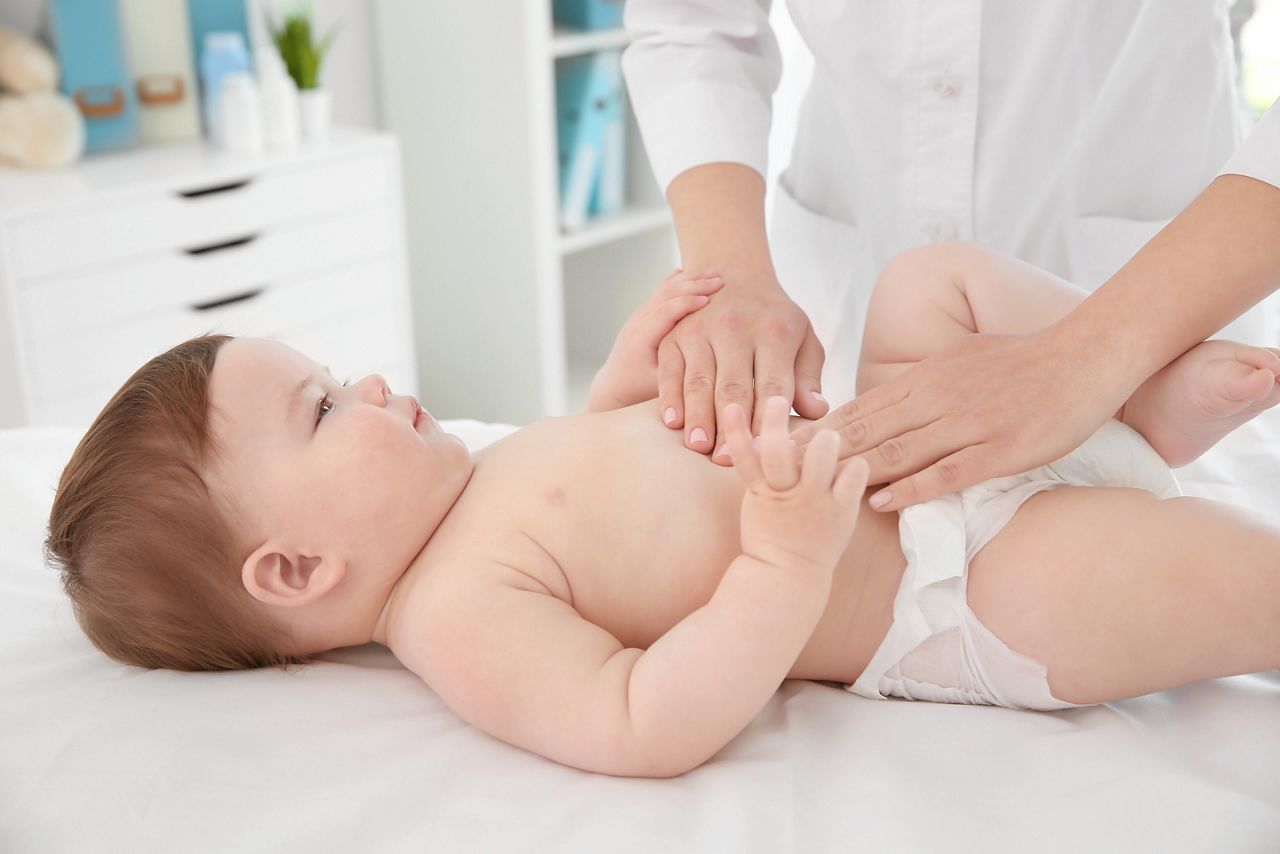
[298,87,331,143]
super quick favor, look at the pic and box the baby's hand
[726,397,869,581]
[585,269,724,412]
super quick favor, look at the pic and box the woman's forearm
[665,162,778,288]
[1047,174,1280,395]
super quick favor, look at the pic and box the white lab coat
[622,0,1280,404]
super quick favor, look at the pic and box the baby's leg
[856,242,1088,394]
[967,486,1280,705]
[857,242,1280,465]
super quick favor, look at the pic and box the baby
[45,242,1280,779]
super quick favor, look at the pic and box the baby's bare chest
[439,408,748,648]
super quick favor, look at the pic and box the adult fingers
[657,336,686,429]
[867,443,992,512]
[790,326,828,420]
[681,336,718,454]
[723,402,763,485]
[748,337,798,436]
[857,416,960,486]
[798,428,840,491]
[790,383,913,456]
[711,341,757,465]
[758,396,799,490]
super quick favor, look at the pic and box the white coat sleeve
[1217,102,1280,189]
[621,0,781,196]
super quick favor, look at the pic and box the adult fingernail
[690,427,708,446]
[663,406,678,426]
[869,490,891,509]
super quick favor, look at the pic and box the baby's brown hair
[43,334,310,672]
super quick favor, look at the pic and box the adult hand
[657,275,830,465]
[789,330,1132,511]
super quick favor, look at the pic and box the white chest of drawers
[0,128,417,429]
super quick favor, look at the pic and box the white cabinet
[372,2,679,425]
[0,128,417,429]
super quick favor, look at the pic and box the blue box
[553,0,625,31]
[48,0,139,153]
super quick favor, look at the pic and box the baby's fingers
[645,294,713,342]
[833,456,871,507]
[658,269,724,300]
[759,396,799,491]
[723,403,763,485]
[799,429,840,491]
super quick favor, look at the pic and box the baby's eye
[315,379,350,425]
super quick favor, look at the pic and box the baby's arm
[401,401,867,777]
[586,270,722,412]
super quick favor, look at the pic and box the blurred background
[0,0,1275,430]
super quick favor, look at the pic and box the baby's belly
[467,402,906,684]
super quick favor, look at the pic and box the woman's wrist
[1038,309,1148,402]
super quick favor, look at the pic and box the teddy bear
[0,25,83,169]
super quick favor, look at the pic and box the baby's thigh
[966,486,1280,705]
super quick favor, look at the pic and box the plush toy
[0,25,83,169]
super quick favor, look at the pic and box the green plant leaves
[266,8,341,90]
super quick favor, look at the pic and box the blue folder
[48,0,139,153]
[589,50,626,217]
[553,0,625,31]
[556,51,627,225]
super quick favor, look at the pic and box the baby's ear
[241,544,345,607]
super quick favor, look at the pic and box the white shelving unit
[372,3,677,425]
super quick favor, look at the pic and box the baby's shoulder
[390,543,567,640]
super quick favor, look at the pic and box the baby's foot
[1122,340,1280,467]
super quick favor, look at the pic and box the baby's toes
[1236,345,1280,376]
[1219,358,1277,404]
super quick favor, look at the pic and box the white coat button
[933,75,960,98]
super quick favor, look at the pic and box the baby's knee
[869,242,992,327]
[873,241,989,298]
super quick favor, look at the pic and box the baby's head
[44,335,472,671]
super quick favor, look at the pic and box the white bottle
[256,48,300,154]
[218,71,264,156]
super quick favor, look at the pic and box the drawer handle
[183,233,259,255]
[190,286,265,312]
[177,178,253,199]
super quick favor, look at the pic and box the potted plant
[267,4,339,141]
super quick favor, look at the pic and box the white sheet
[2,415,1278,853]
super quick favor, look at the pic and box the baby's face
[206,338,473,586]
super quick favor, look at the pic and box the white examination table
[2,416,1278,852]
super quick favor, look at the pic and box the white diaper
[846,419,1182,711]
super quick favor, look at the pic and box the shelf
[550,24,632,58]
[558,204,672,255]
